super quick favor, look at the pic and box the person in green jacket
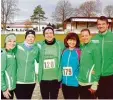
[37,26,64,99]
[14,30,39,99]
[92,16,113,99]
[1,33,17,99]
[78,29,101,99]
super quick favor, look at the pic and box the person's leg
[109,75,113,99]
[97,77,106,99]
[40,80,49,99]
[14,84,35,99]
[24,84,36,99]
[15,84,25,99]
[62,84,70,99]
[79,85,96,99]
[50,80,60,99]
[68,86,79,99]
[1,91,6,99]
[97,75,113,99]
[62,84,79,99]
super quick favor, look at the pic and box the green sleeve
[91,82,98,90]
[58,59,62,82]
[35,46,39,63]
[92,45,101,82]
[58,42,64,81]
[1,50,7,92]
[90,45,101,90]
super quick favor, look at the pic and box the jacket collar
[45,38,56,45]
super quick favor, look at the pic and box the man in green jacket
[92,16,113,99]
[37,26,64,99]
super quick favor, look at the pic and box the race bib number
[63,67,73,76]
[44,59,55,69]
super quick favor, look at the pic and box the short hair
[81,28,91,35]
[43,26,54,36]
[64,32,80,48]
[97,16,109,24]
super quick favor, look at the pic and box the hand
[3,89,11,99]
[88,88,96,94]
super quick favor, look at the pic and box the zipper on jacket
[24,51,29,81]
[102,37,104,75]
[66,51,71,85]
[75,75,78,81]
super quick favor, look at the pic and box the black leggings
[79,85,97,99]
[40,80,60,99]
[1,90,14,99]
[62,84,79,99]
[97,75,113,99]
[14,83,35,99]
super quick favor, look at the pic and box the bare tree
[95,0,102,14]
[104,5,113,17]
[74,8,81,17]
[1,0,19,31]
[74,0,101,17]
[52,0,74,29]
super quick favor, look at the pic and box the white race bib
[63,67,73,76]
[44,59,55,69]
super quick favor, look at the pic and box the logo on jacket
[91,40,99,43]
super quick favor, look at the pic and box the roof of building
[6,21,48,28]
[64,17,113,22]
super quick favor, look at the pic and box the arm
[58,51,64,82]
[1,51,7,92]
[90,45,101,91]
[1,51,11,98]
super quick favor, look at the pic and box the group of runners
[1,16,113,99]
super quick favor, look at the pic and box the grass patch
[1,34,95,48]
[1,34,67,48]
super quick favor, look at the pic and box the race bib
[44,59,55,69]
[63,67,73,76]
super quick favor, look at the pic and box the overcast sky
[14,0,113,22]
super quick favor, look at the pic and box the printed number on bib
[44,59,55,69]
[63,67,73,76]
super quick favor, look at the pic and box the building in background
[64,17,113,34]
[2,21,48,34]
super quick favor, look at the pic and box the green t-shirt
[42,44,59,80]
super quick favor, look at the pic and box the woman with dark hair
[1,33,17,99]
[61,32,81,99]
